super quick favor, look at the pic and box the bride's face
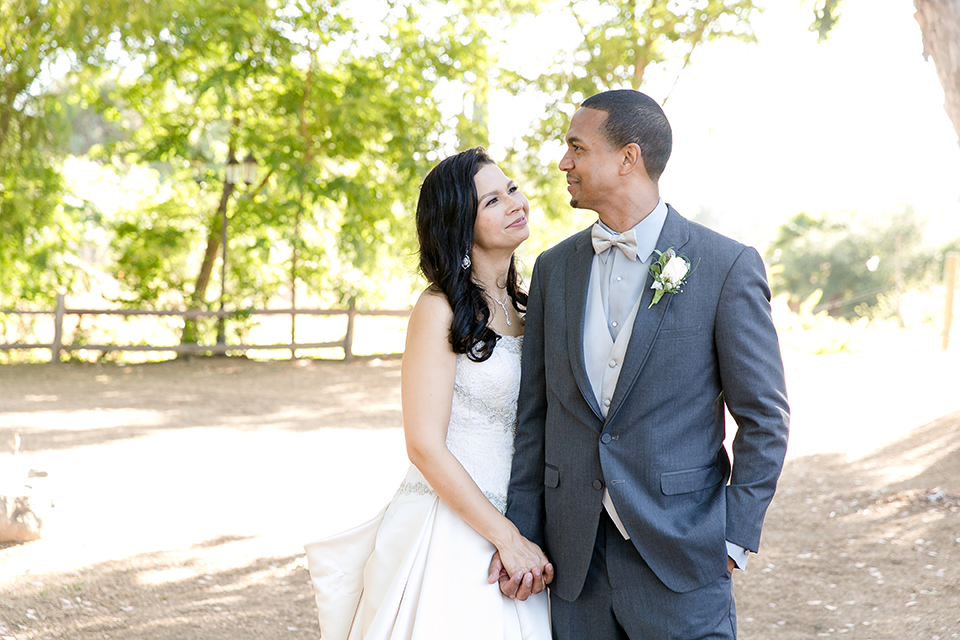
[472,163,530,255]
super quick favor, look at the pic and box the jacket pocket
[544,464,560,488]
[660,464,722,496]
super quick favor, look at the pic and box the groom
[492,90,789,638]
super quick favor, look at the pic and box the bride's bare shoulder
[408,286,453,330]
[404,287,455,360]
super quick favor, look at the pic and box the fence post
[343,299,357,362]
[51,293,65,364]
[290,308,297,360]
[943,253,959,352]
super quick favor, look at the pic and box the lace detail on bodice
[397,335,522,514]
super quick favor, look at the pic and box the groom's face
[558,108,623,212]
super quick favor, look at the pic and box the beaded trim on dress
[396,480,508,514]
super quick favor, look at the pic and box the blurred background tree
[101,0,496,331]
[766,206,940,320]
[0,0,140,304]
[2,0,959,356]
[1,0,769,343]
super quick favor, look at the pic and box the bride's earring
[461,253,471,270]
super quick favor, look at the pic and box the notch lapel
[605,207,690,425]
[565,229,603,422]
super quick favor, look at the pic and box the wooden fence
[0,294,411,363]
[4,256,959,360]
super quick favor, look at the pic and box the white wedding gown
[304,335,551,640]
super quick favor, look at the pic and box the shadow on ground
[0,359,403,454]
[0,537,318,640]
[736,410,960,639]
[2,359,959,639]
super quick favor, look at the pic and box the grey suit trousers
[550,511,736,640]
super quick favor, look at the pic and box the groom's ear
[619,143,643,176]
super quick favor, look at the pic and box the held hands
[487,549,554,601]
[485,526,553,600]
[488,551,731,599]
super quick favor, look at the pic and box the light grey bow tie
[591,224,638,261]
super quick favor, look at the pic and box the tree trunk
[180,182,234,346]
[914,0,960,149]
[633,53,649,89]
[180,115,240,348]
[191,185,234,306]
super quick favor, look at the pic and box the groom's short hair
[581,90,672,181]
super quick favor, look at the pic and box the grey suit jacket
[506,206,789,599]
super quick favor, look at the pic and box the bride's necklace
[484,290,512,326]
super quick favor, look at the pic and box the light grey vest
[583,259,646,539]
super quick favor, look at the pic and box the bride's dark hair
[416,147,527,362]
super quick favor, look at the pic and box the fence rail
[0,294,411,362]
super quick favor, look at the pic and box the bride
[304,147,552,639]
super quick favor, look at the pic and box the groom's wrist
[725,540,749,571]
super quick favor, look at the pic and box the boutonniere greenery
[648,248,698,308]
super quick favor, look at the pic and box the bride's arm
[401,289,548,581]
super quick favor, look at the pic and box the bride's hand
[487,539,554,601]
[499,531,547,576]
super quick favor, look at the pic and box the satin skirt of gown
[304,335,550,640]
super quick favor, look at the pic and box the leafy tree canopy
[64,0,501,319]
[3,0,778,347]
[0,0,141,303]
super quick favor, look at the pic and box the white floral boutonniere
[648,248,697,308]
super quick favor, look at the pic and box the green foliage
[507,0,760,222]
[2,0,775,353]
[111,197,201,305]
[936,237,960,273]
[0,0,153,305]
[766,207,937,320]
[786,291,858,354]
[95,0,497,325]
[806,0,844,42]
[2,2,83,302]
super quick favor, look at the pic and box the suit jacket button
[600,433,612,444]
[592,480,603,490]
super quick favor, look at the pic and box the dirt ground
[1,342,959,639]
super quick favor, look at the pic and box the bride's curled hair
[416,147,527,362]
